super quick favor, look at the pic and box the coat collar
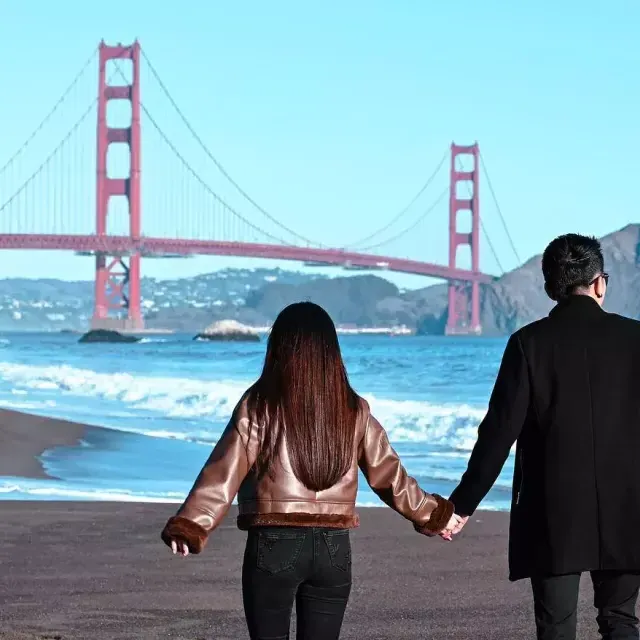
[549,294,605,318]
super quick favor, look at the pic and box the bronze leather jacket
[161,395,454,553]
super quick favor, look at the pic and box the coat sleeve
[161,399,259,553]
[358,409,454,535]
[449,333,530,517]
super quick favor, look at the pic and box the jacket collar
[549,294,605,318]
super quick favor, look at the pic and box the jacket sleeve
[358,409,454,535]
[161,399,259,553]
[449,333,530,517]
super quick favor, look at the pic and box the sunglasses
[589,272,609,286]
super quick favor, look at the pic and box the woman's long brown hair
[247,302,359,492]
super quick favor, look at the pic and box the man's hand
[170,539,190,556]
[439,514,469,541]
[451,514,469,535]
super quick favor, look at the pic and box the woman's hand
[439,514,468,541]
[170,539,190,557]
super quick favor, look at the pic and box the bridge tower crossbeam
[92,41,143,331]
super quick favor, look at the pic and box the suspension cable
[358,186,449,252]
[344,150,447,248]
[0,99,97,213]
[0,48,97,176]
[480,220,504,274]
[141,103,294,245]
[479,151,520,264]
[140,49,322,247]
[110,58,290,245]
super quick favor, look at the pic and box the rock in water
[79,329,140,343]
[194,319,260,342]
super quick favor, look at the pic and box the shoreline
[0,408,511,508]
[0,408,101,480]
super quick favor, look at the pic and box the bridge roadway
[0,234,494,283]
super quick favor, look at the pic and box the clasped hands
[427,513,468,541]
[170,513,470,556]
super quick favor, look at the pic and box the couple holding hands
[162,234,640,640]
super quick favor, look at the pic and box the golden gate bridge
[0,41,520,335]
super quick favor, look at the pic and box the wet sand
[0,410,606,639]
[0,409,94,479]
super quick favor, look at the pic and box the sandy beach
[0,410,606,639]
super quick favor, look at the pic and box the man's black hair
[541,233,604,301]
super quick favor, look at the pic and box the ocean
[0,332,513,511]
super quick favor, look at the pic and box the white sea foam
[0,481,185,503]
[0,361,485,449]
[361,393,485,449]
[0,398,57,411]
[0,480,509,510]
[0,361,246,420]
[0,481,433,508]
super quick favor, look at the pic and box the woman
[161,302,457,639]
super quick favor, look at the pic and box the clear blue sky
[0,1,638,289]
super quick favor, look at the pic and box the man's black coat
[450,295,640,581]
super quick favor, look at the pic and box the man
[446,233,640,639]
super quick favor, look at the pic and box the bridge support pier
[445,143,481,335]
[92,41,144,332]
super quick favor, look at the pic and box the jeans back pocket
[256,529,306,575]
[322,529,351,572]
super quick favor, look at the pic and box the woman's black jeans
[242,526,352,640]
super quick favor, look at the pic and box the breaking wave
[0,361,485,450]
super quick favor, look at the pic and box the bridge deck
[0,234,494,283]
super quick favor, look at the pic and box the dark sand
[0,504,604,639]
[0,411,608,639]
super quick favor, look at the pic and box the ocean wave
[0,479,376,506]
[0,361,246,420]
[0,481,185,502]
[362,393,484,449]
[0,361,485,449]
[0,398,57,411]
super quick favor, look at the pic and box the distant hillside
[476,223,640,334]
[0,268,327,332]
[1,224,639,334]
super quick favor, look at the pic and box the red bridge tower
[92,41,143,331]
[87,43,483,335]
[446,142,481,335]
